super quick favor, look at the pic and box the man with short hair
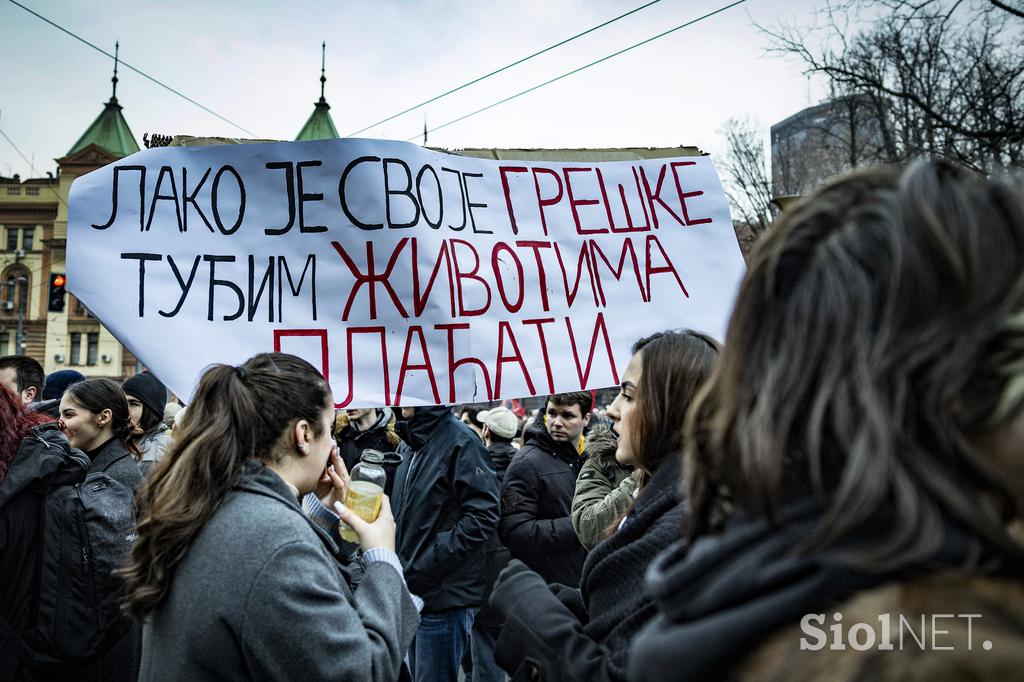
[391,405,500,682]
[0,355,44,406]
[499,391,592,588]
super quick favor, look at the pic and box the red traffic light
[52,275,66,287]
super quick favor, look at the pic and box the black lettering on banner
[248,255,275,322]
[121,252,162,317]
[278,254,317,322]
[416,165,443,229]
[384,158,420,229]
[297,160,327,233]
[264,161,296,235]
[159,255,201,318]
[144,166,183,232]
[93,165,147,230]
[462,171,491,234]
[205,255,244,321]
[211,165,246,235]
[339,156,383,230]
[183,167,214,232]
[442,167,467,231]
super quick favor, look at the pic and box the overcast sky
[1,0,834,180]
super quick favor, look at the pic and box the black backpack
[0,424,136,668]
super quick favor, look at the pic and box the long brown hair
[64,378,143,458]
[630,330,719,475]
[118,353,330,621]
[684,159,1024,569]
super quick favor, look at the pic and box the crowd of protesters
[2,158,1024,681]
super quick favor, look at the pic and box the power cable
[349,0,663,137]
[408,0,748,142]
[7,0,258,137]
[0,125,68,209]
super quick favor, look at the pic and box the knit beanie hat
[42,369,86,401]
[122,371,168,417]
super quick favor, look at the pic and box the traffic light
[48,273,67,312]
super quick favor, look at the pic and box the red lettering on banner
[498,166,529,235]
[563,167,608,235]
[639,164,686,229]
[610,167,652,232]
[515,240,552,312]
[522,317,556,393]
[669,161,713,226]
[450,239,492,316]
[330,239,410,320]
[565,313,619,389]
[594,168,618,232]
[491,242,525,313]
[532,168,563,237]
[645,234,689,298]
[590,238,647,306]
[394,325,441,404]
[494,320,536,398]
[410,238,456,318]
[436,322,493,402]
[335,326,390,408]
[273,328,330,382]
[554,242,598,308]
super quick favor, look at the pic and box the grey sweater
[139,463,419,681]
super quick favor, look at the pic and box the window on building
[0,332,8,355]
[70,332,81,366]
[6,228,16,251]
[3,278,13,307]
[87,333,99,366]
[22,228,33,251]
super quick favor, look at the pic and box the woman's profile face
[607,350,643,470]
[59,394,111,451]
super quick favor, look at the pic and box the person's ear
[294,420,311,454]
[582,412,591,427]
[23,386,37,403]
[96,408,113,427]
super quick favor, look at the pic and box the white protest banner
[67,138,745,406]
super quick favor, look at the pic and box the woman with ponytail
[120,352,419,681]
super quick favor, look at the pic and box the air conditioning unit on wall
[101,354,112,363]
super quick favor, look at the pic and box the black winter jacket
[498,422,587,587]
[392,406,500,612]
[491,455,684,681]
[0,425,143,682]
[336,407,399,473]
[628,496,1022,682]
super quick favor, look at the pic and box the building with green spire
[296,42,340,141]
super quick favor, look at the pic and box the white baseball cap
[478,407,518,439]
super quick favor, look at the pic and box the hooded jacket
[498,421,588,587]
[391,406,500,612]
[571,423,635,550]
[335,407,400,473]
[491,455,684,681]
[628,498,1023,682]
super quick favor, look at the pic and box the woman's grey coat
[139,463,419,681]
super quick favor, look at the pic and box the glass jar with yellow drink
[339,449,387,543]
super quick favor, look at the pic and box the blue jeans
[468,621,506,682]
[409,608,475,682]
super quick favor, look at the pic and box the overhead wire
[0,125,68,209]
[407,0,749,142]
[7,0,258,137]
[349,0,663,137]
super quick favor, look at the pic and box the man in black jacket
[499,391,591,588]
[391,405,500,682]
